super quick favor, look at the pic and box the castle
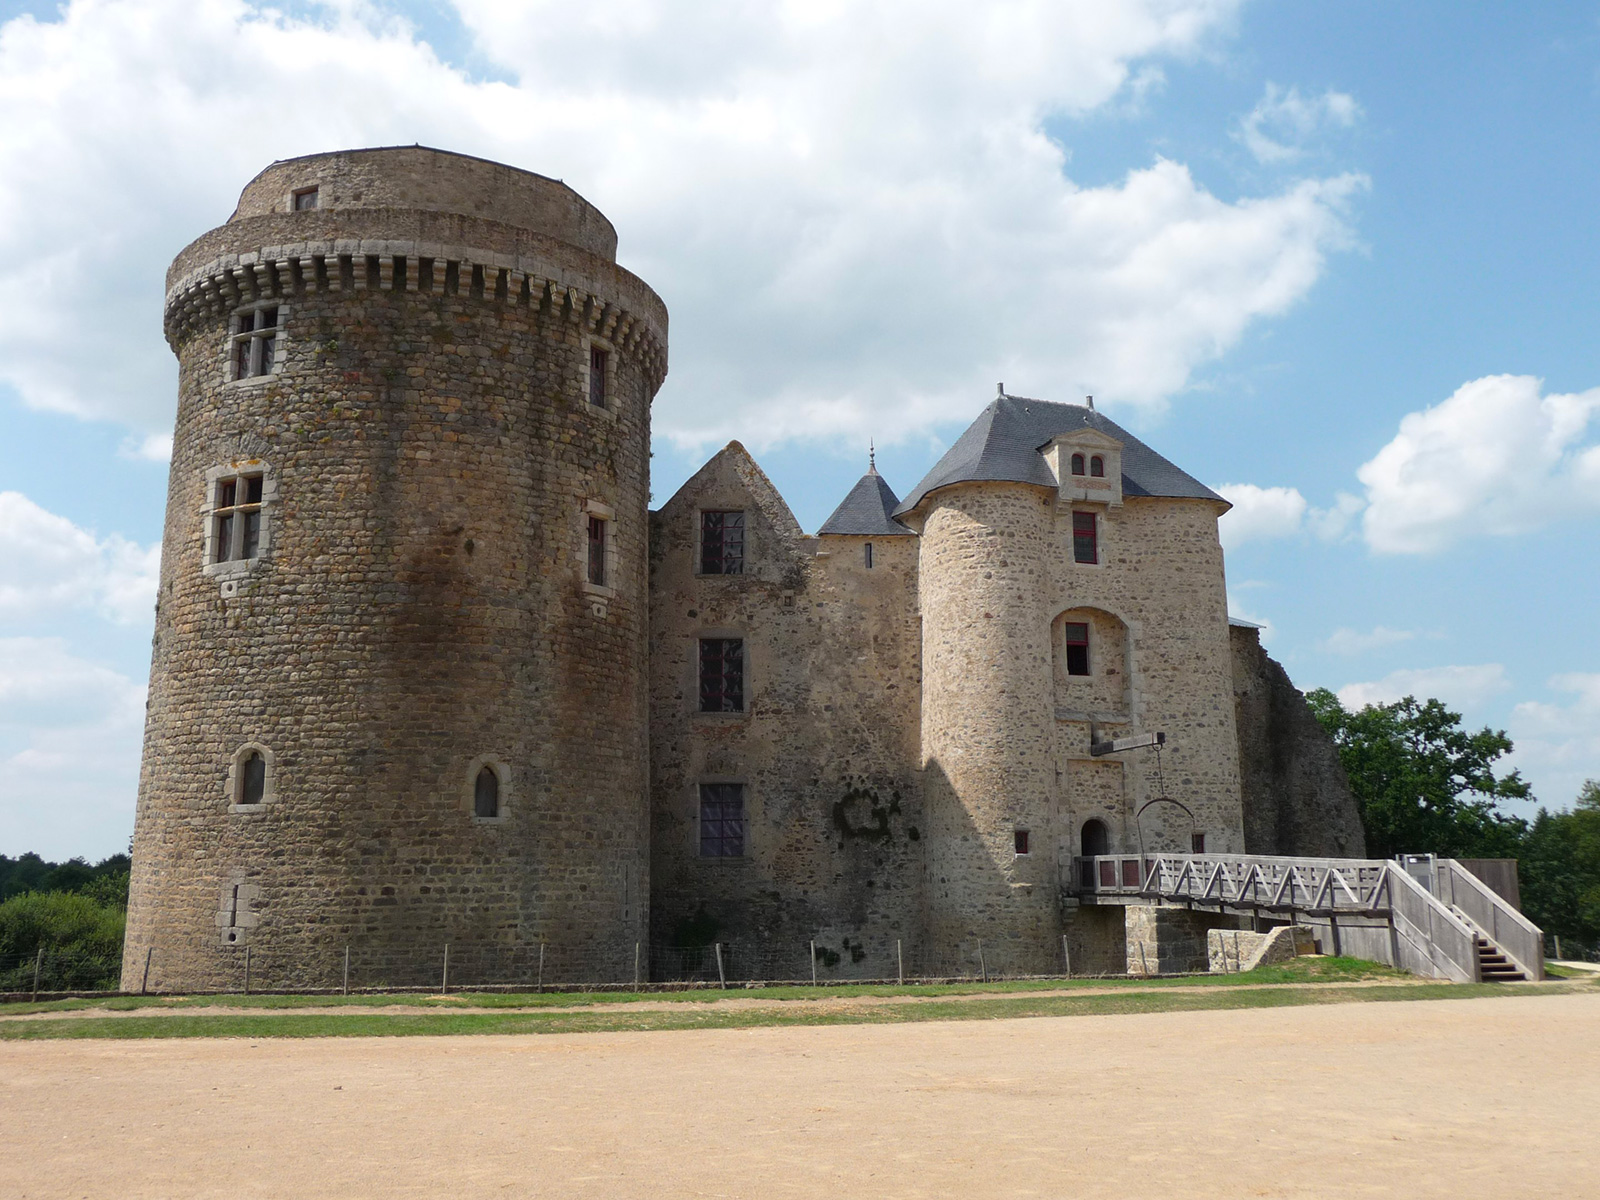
[122,147,1361,991]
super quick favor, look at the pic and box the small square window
[699,638,745,712]
[293,187,319,211]
[589,346,609,407]
[1014,829,1030,855]
[1191,832,1206,854]
[1072,511,1098,565]
[1063,622,1089,676]
[699,783,745,857]
[700,510,745,574]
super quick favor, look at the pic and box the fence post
[32,947,43,1000]
[1061,934,1071,979]
[441,944,450,994]
[978,940,987,983]
[714,942,727,989]
[634,941,641,989]
[1138,942,1151,976]
[537,942,545,993]
[810,940,817,986]
[897,939,904,986]
[140,946,152,995]
[1555,934,1563,960]
[244,946,251,996]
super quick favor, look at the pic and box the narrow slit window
[589,346,609,407]
[587,515,608,587]
[1070,453,1086,476]
[1014,829,1030,856]
[239,752,266,805]
[864,542,873,568]
[474,766,500,818]
[1072,511,1098,565]
[212,472,265,563]
[232,304,281,379]
[1090,455,1105,478]
[1063,622,1090,676]
[699,783,745,858]
[699,510,745,574]
[698,638,745,712]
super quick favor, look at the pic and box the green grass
[2,962,1587,1041]
[0,956,1401,1017]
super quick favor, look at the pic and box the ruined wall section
[648,445,924,981]
[123,148,665,992]
[1230,625,1366,858]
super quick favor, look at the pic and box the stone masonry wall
[1230,625,1366,858]
[122,148,663,992]
[648,446,925,981]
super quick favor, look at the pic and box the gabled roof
[895,395,1225,516]
[817,470,914,536]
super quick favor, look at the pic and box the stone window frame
[1070,507,1104,567]
[696,508,748,577]
[695,779,750,862]
[201,460,279,588]
[695,629,749,718]
[225,742,278,814]
[217,877,262,947]
[1053,605,1138,724]
[580,499,617,603]
[580,335,619,422]
[1013,828,1031,856]
[290,185,319,212]
[464,756,511,825]
[225,298,288,386]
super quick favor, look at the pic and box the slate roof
[894,395,1225,517]
[818,470,914,536]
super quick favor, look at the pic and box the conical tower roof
[817,468,913,536]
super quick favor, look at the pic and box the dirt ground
[2,991,1596,1199]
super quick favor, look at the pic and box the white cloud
[0,0,1365,451]
[1238,83,1361,164]
[1320,625,1414,656]
[0,637,145,859]
[119,432,173,462]
[1337,663,1510,712]
[1216,482,1307,548]
[1306,490,1362,541]
[1226,591,1275,642]
[1510,673,1600,808]
[1358,374,1600,554]
[0,491,160,625]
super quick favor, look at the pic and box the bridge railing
[1435,859,1544,981]
[1075,853,1391,915]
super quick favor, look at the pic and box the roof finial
[997,382,1005,398]
[1086,394,1095,410]
[868,439,877,475]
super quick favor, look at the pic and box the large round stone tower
[122,147,667,991]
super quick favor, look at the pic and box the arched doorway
[1081,818,1109,857]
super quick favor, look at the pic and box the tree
[1519,781,1600,949]
[1306,690,1530,860]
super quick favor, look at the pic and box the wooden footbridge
[1074,851,1544,983]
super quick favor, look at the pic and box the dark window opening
[864,542,873,568]
[233,305,280,378]
[587,516,607,586]
[240,752,265,805]
[1081,819,1109,857]
[699,783,745,858]
[212,473,265,563]
[700,510,745,575]
[589,346,609,407]
[1090,455,1105,478]
[1070,452,1085,476]
[293,187,319,211]
[1072,511,1098,564]
[1014,829,1030,855]
[1191,832,1206,854]
[698,638,745,712]
[1063,622,1090,676]
[474,766,500,818]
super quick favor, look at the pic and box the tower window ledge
[1056,708,1130,724]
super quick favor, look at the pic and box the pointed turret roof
[894,395,1224,517]
[817,468,913,536]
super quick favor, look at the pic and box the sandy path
[2,990,1596,1198]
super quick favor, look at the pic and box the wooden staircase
[1473,934,1526,982]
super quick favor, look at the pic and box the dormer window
[1090,456,1105,478]
[1070,453,1086,476]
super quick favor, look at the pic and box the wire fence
[0,947,122,995]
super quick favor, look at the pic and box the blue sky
[2,0,1598,858]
